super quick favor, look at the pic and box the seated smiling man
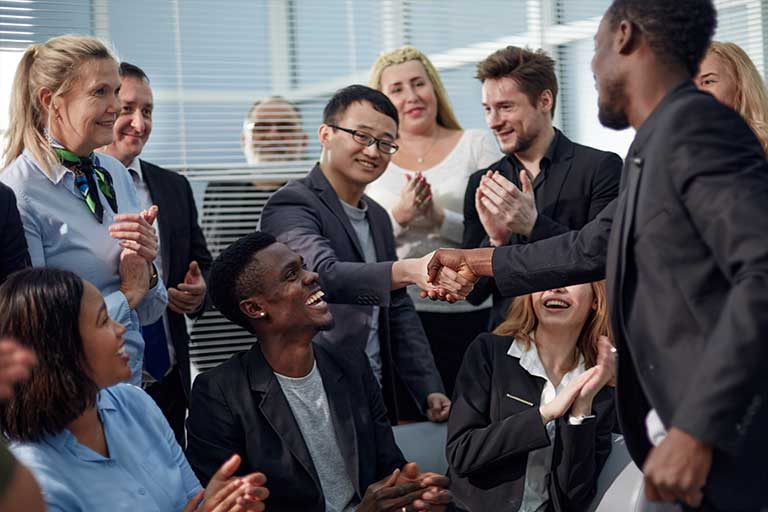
[186,232,452,512]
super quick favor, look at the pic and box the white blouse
[365,129,501,312]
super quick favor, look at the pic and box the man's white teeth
[116,346,126,355]
[358,160,376,169]
[544,299,569,309]
[306,290,325,305]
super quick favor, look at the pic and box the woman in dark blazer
[447,281,616,512]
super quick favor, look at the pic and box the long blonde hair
[3,35,117,174]
[368,46,462,131]
[707,41,768,152]
[493,282,611,370]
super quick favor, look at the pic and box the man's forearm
[466,247,495,277]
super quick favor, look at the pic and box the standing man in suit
[101,62,212,445]
[0,183,30,285]
[463,46,622,328]
[186,231,452,511]
[261,85,469,424]
[426,1,768,510]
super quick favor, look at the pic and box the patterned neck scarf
[53,146,118,223]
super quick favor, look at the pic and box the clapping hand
[184,454,269,512]
[393,173,444,229]
[395,463,452,512]
[110,205,159,264]
[0,338,37,401]
[168,261,207,315]
[476,170,538,245]
[425,393,451,423]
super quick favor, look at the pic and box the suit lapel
[536,137,575,219]
[308,166,366,261]
[365,197,390,261]
[140,161,173,279]
[317,350,361,496]
[246,347,320,489]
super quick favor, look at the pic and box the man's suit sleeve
[462,170,500,306]
[260,186,394,307]
[491,198,615,297]
[446,334,550,477]
[0,185,30,284]
[666,105,768,454]
[186,372,246,486]
[183,176,213,318]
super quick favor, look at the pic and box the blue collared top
[0,150,168,384]
[11,384,201,512]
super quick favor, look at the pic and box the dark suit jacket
[0,183,30,285]
[260,165,444,422]
[185,342,407,511]
[447,333,614,512]
[489,81,768,510]
[463,129,622,328]
[141,160,212,393]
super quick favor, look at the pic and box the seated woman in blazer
[447,281,616,512]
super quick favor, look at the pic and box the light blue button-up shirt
[11,384,201,512]
[1,150,167,384]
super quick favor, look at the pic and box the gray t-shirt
[275,362,357,512]
[340,199,383,384]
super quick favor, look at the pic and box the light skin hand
[109,205,159,263]
[0,339,37,401]
[168,260,207,315]
[477,170,538,242]
[425,393,451,422]
[421,248,491,302]
[183,454,268,512]
[643,427,712,508]
[119,248,150,309]
[571,336,616,417]
[538,366,599,424]
[393,173,432,227]
[396,463,452,512]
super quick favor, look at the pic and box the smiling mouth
[306,290,326,307]
[544,299,570,310]
[355,158,378,170]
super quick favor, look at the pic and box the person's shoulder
[1,153,45,190]
[102,383,160,416]
[561,132,621,164]
[467,332,513,359]
[468,155,506,181]
[193,350,250,392]
[140,159,184,182]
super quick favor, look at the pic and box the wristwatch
[149,263,159,289]
[568,414,596,425]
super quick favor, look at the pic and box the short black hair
[119,61,150,84]
[606,0,716,76]
[322,84,398,127]
[0,268,98,442]
[208,231,277,333]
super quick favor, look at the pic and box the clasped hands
[358,462,451,512]
[392,173,445,229]
[183,454,269,512]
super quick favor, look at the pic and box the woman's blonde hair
[368,46,462,131]
[707,41,768,152]
[493,281,611,370]
[3,35,117,174]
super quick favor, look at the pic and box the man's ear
[615,19,640,56]
[240,297,267,320]
[318,123,332,147]
[537,89,554,114]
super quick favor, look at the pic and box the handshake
[413,248,495,303]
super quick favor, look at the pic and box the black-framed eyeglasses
[329,125,399,155]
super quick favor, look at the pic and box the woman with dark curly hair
[0,268,269,511]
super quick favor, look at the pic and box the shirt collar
[505,128,561,174]
[506,336,585,387]
[126,157,143,182]
[46,389,117,460]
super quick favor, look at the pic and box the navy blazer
[186,342,407,511]
[259,164,444,422]
[447,333,615,512]
[463,129,621,328]
[489,81,768,510]
[141,160,212,393]
[0,182,30,285]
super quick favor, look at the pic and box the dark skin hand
[420,247,493,302]
[395,463,452,511]
[643,427,712,508]
[357,469,427,512]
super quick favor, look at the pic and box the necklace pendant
[417,157,423,163]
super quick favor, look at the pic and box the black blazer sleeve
[491,198,616,297]
[550,388,615,510]
[186,372,247,485]
[261,184,394,307]
[0,184,30,284]
[446,334,550,477]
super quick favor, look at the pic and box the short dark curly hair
[606,0,716,76]
[0,268,98,442]
[208,231,277,334]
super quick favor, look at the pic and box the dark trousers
[145,365,188,448]
[395,308,490,421]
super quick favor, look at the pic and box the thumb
[144,205,159,225]
[402,462,420,480]
[520,170,533,195]
[212,454,241,482]
[384,468,400,487]
[188,261,200,277]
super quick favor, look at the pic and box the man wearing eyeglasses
[260,85,470,424]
